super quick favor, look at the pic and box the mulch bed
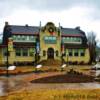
[31,73,95,83]
[0,68,34,76]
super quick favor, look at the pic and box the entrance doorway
[47,48,54,59]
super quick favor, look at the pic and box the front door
[47,48,54,59]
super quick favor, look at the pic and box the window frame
[15,48,21,56]
[68,49,73,56]
[74,49,79,57]
[22,48,28,56]
[80,49,85,56]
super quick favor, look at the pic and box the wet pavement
[28,82,100,90]
[0,81,5,96]
[0,78,8,96]
[0,73,100,97]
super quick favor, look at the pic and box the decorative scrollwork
[48,27,54,33]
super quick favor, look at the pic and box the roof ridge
[9,25,39,28]
[61,27,76,30]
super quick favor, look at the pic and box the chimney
[40,21,41,27]
[25,24,28,27]
[5,21,9,26]
[75,26,80,30]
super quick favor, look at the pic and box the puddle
[0,80,8,96]
[0,78,24,96]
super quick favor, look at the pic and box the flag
[36,42,40,53]
[61,44,64,54]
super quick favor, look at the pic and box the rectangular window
[66,37,70,42]
[45,36,48,40]
[69,52,72,56]
[17,35,21,40]
[49,37,52,40]
[13,35,17,40]
[22,36,26,41]
[3,49,10,56]
[16,48,21,56]
[44,36,56,44]
[74,49,79,56]
[29,48,35,56]
[62,37,82,43]
[29,36,36,41]
[80,52,85,56]
[22,48,28,56]
[68,49,73,56]
[74,52,78,56]
[80,49,85,56]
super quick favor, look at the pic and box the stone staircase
[40,59,62,67]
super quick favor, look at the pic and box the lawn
[1,89,100,100]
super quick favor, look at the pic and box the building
[0,22,90,66]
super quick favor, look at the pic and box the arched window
[43,50,46,56]
[56,50,58,57]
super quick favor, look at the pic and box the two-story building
[0,22,90,66]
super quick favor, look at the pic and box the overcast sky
[0,0,100,43]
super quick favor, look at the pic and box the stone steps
[40,59,61,67]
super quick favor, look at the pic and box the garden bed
[31,71,95,83]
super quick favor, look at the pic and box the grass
[1,89,100,100]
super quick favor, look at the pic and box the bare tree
[87,31,96,64]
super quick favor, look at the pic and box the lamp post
[6,38,13,77]
[6,39,9,77]
[66,53,69,67]
[35,47,37,66]
[35,37,40,66]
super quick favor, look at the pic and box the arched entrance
[47,48,54,59]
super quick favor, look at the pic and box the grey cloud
[0,0,100,19]
[1,0,99,10]
[0,0,100,10]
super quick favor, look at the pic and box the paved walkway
[0,72,100,96]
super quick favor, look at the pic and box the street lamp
[6,37,13,77]
[6,39,9,77]
[66,53,69,67]
[35,37,40,66]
